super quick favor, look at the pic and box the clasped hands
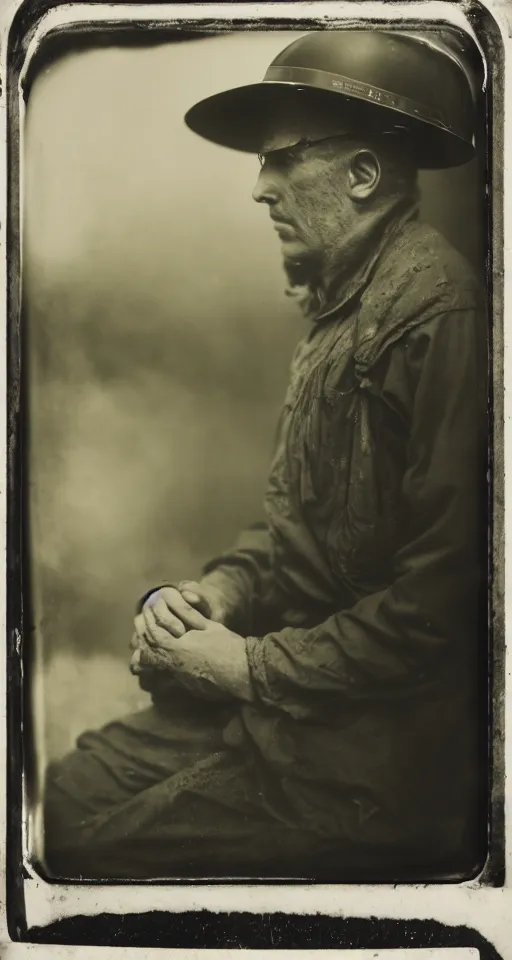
[130,581,254,702]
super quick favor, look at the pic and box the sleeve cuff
[245,634,274,707]
[245,633,318,719]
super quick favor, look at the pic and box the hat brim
[184,81,475,169]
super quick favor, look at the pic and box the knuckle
[177,579,194,591]
[174,595,191,614]
[144,620,159,642]
[143,605,155,626]
[160,586,179,603]
[168,617,185,638]
[178,599,193,614]
[152,604,167,627]
[144,591,160,611]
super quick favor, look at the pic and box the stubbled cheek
[291,194,321,235]
[295,186,348,246]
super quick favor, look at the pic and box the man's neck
[285,195,418,321]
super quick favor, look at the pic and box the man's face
[252,136,353,273]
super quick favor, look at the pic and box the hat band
[263,65,451,133]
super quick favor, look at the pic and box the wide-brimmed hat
[184,30,483,168]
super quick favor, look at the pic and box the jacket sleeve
[245,308,488,719]
[135,523,274,631]
[201,522,282,633]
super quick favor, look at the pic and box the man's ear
[348,148,381,201]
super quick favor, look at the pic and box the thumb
[179,580,212,617]
[135,645,162,672]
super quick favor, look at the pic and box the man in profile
[44,29,487,881]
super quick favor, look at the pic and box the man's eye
[258,146,305,170]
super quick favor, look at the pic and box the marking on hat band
[264,65,451,132]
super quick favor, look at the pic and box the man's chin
[282,251,322,290]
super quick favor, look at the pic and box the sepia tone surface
[23,27,489,884]
[25,33,301,761]
[25,31,485,763]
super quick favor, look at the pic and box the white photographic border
[1,0,508,953]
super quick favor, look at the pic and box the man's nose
[252,167,279,205]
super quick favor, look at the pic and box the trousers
[43,681,480,882]
[43,686,336,881]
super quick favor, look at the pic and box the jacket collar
[313,199,420,325]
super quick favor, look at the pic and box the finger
[146,588,191,631]
[132,616,151,643]
[130,627,153,653]
[168,582,211,624]
[143,606,180,651]
[179,583,217,620]
[134,613,148,640]
[157,586,211,630]
[153,586,186,607]
[181,590,200,604]
[158,580,210,630]
[130,649,155,674]
[136,645,161,671]
[178,580,202,605]
[150,597,186,637]
[130,648,143,674]
[142,604,169,645]
[181,591,212,619]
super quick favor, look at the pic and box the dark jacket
[204,209,488,855]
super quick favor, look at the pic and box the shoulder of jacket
[354,220,484,374]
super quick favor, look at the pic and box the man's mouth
[270,213,292,226]
[271,217,296,239]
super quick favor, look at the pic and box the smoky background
[23,28,486,763]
